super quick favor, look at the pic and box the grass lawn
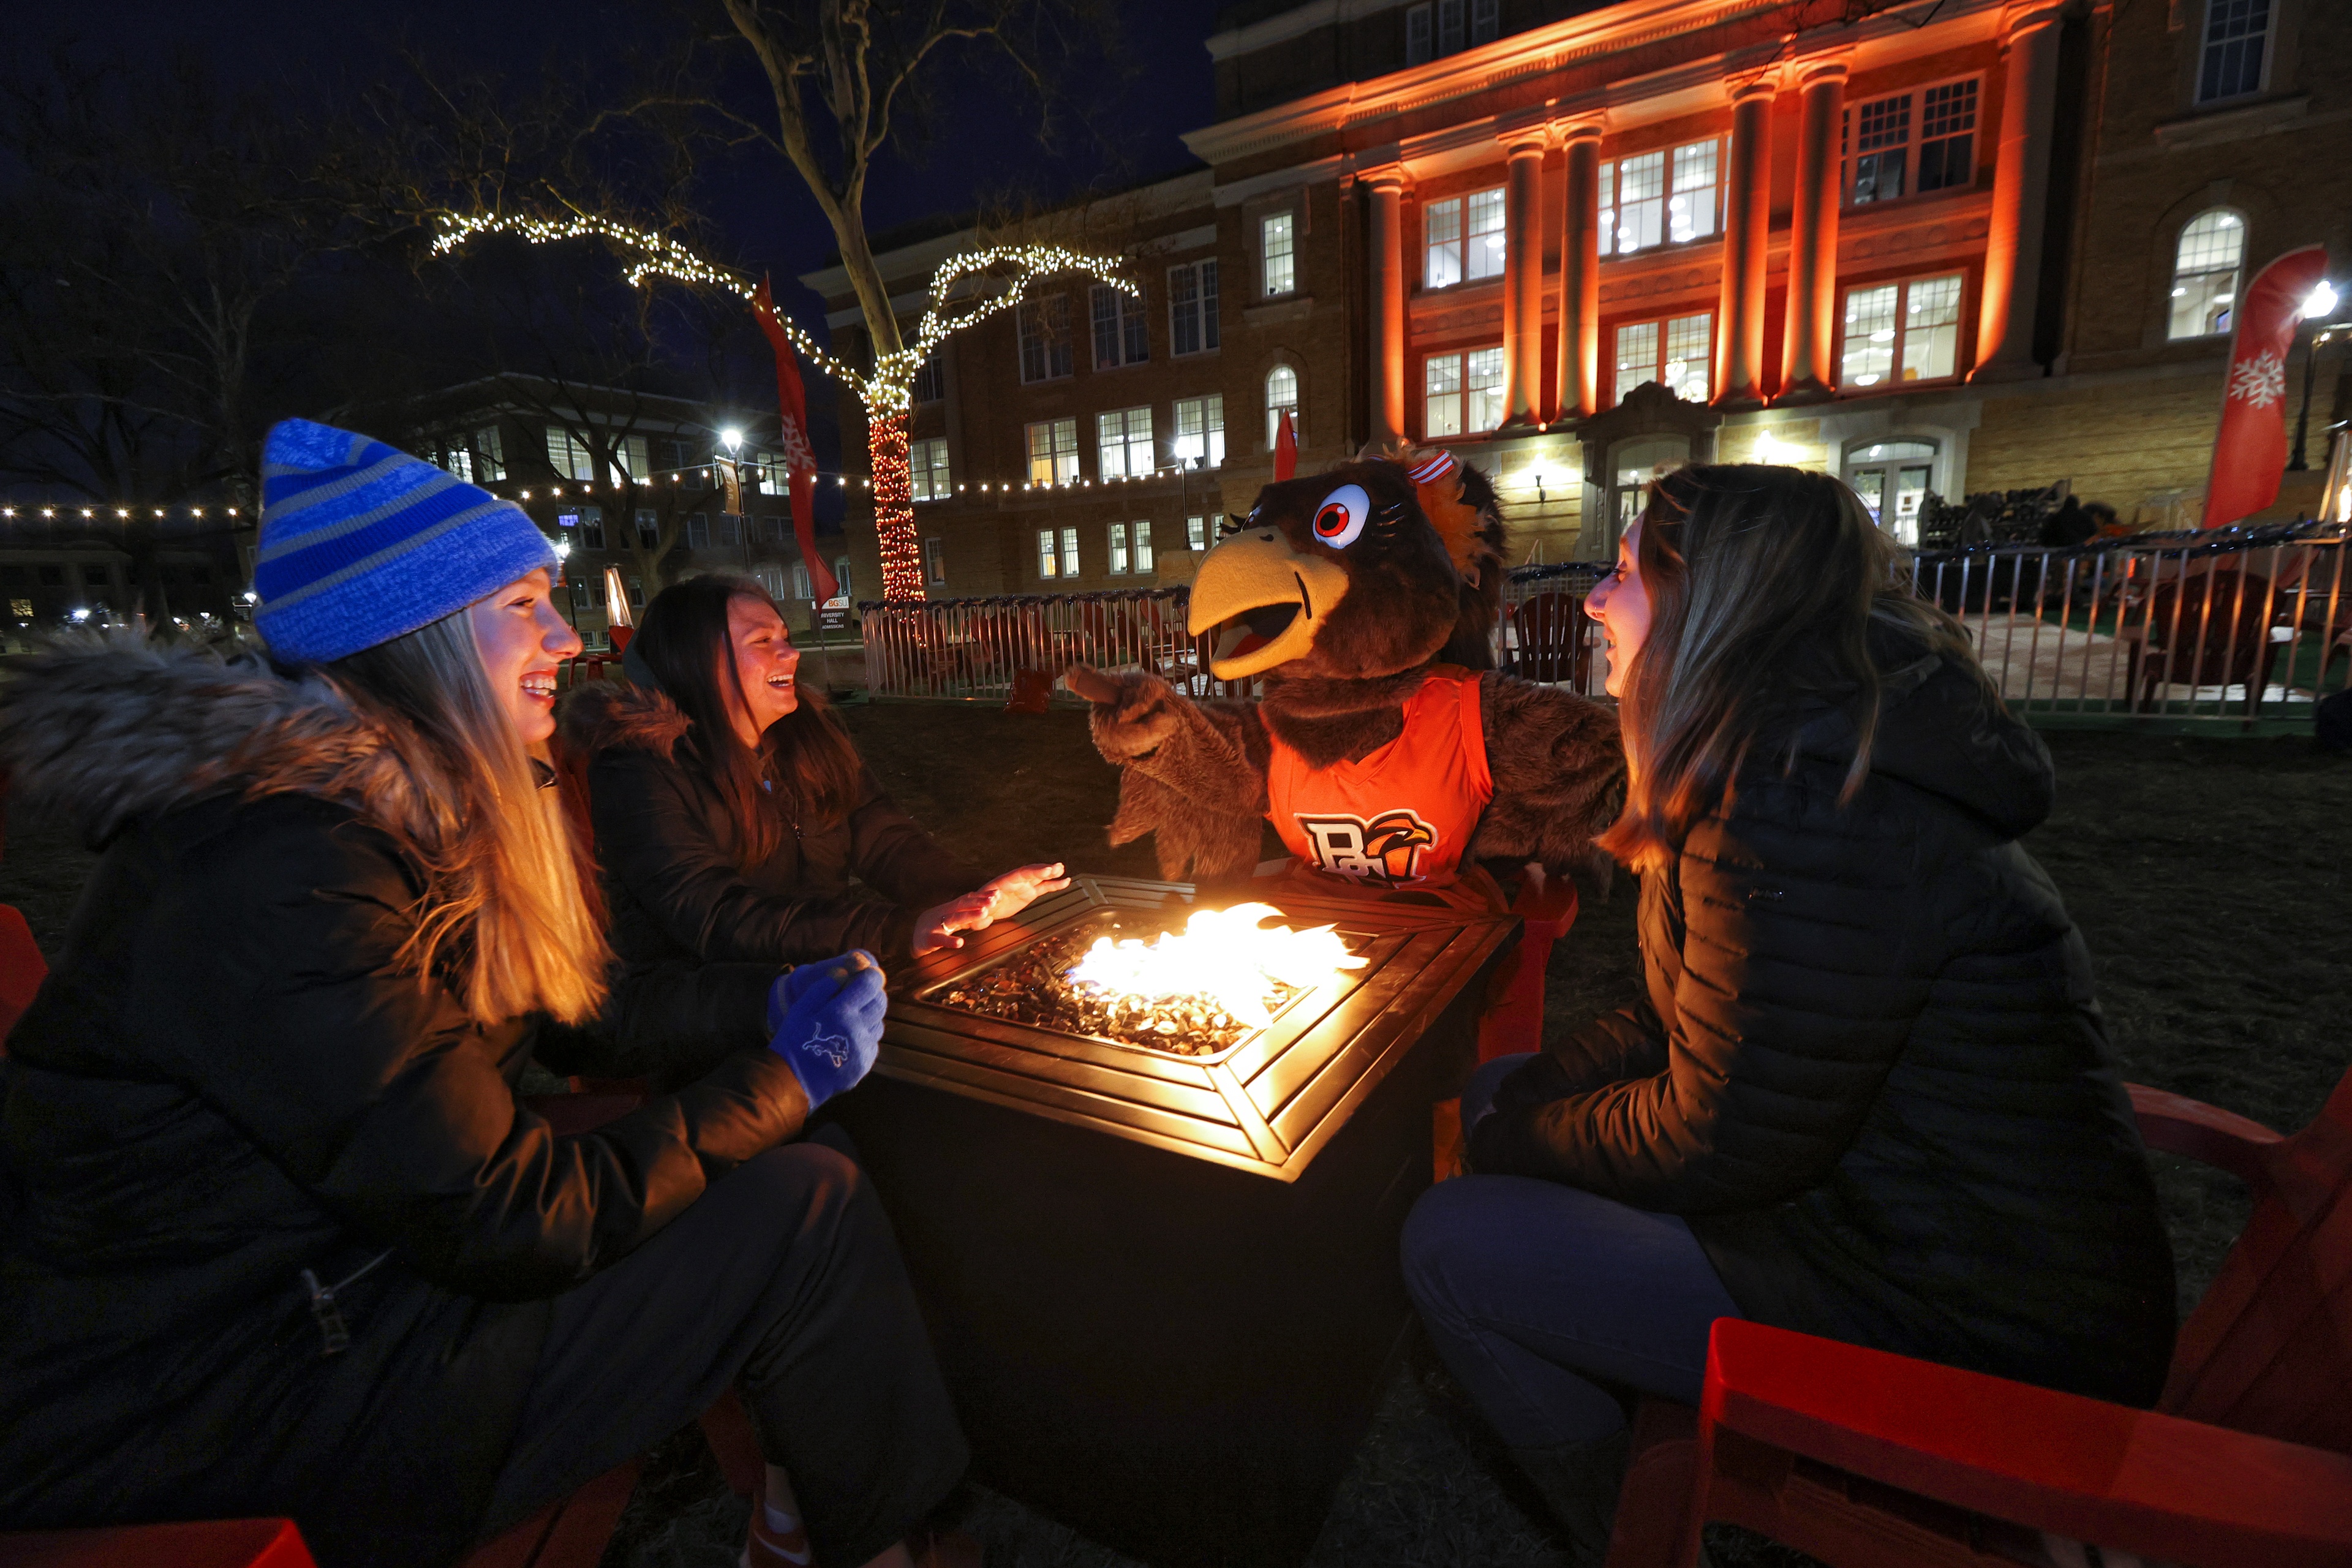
[4,701,2344,1567]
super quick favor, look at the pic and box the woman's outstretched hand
[911,862,1071,956]
[765,952,887,1110]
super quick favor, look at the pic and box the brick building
[398,376,850,643]
[812,0,2350,598]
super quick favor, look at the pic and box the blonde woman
[1404,466,2173,1556]
[0,421,967,1568]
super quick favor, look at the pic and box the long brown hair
[331,608,612,1025]
[632,573,863,867]
[1596,464,1988,873]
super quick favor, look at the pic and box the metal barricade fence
[854,524,2350,721]
[1910,525,2350,720]
[857,587,1257,703]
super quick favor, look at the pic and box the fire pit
[823,875,1521,1564]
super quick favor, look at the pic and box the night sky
[32,0,1223,474]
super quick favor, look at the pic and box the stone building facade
[811,0,2349,599]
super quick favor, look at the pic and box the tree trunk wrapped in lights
[432,213,1131,602]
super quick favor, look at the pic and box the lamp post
[2289,281,2341,472]
[718,426,749,573]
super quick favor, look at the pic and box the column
[1554,121,1604,423]
[1777,58,1847,405]
[1366,170,1408,448]
[1500,127,1551,430]
[1716,75,1776,410]
[1973,3,2067,380]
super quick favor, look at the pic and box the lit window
[2168,209,2245,339]
[1424,188,1506,290]
[1018,296,1073,383]
[1060,527,1080,578]
[1109,521,1130,575]
[1611,312,1713,405]
[1096,407,1155,480]
[1261,213,1295,298]
[474,426,506,481]
[791,560,812,600]
[1599,141,1718,256]
[910,437,951,502]
[1133,520,1154,573]
[1038,529,1058,579]
[1426,353,1464,437]
[923,536,947,586]
[1169,260,1221,356]
[1186,515,1208,550]
[1026,418,1080,486]
[441,441,474,482]
[2198,0,2270,103]
[1466,347,1506,430]
[1265,365,1299,447]
[546,426,597,482]
[835,559,853,598]
[1840,274,1964,389]
[1091,282,1150,369]
[1173,394,1226,468]
[1844,81,1977,207]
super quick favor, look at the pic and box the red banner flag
[2203,244,2329,529]
[753,277,838,603]
[1273,408,1297,483]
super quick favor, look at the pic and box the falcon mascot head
[1189,446,1505,684]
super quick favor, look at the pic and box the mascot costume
[1066,446,1623,905]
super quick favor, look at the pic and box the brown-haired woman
[0,422,967,1567]
[566,574,1065,1060]
[1403,464,2174,1554]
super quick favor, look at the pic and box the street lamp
[718,427,749,572]
[2289,281,2342,472]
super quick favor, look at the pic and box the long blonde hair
[331,608,611,1025]
[1596,464,1989,873]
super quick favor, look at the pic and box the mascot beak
[1188,527,1352,679]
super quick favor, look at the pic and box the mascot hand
[1065,665,1180,763]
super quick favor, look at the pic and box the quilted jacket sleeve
[589,748,915,964]
[842,771,984,912]
[172,802,809,1300]
[1469,771,1946,1213]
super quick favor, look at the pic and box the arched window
[1265,364,1300,448]
[2168,209,2245,340]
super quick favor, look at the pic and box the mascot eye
[1311,483,1371,549]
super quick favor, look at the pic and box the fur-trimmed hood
[557,679,691,763]
[0,630,456,853]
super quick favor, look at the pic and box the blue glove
[766,952,887,1110]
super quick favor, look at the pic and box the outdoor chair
[0,903,48,1043]
[2120,556,2304,714]
[1603,1066,2352,1568]
[1510,592,1596,690]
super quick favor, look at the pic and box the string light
[431,209,1134,602]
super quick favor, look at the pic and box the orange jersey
[1267,666,1493,889]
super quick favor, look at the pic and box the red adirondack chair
[1605,1068,2352,1568]
[1510,592,1596,690]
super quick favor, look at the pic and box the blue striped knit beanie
[254,418,559,663]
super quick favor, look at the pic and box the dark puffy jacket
[564,683,980,978]
[1471,646,2176,1407]
[0,639,807,1566]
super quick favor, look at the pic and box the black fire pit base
[826,958,1493,1568]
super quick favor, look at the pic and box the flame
[1064,902,1365,1028]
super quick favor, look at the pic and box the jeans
[1402,1054,1743,1446]
[481,1134,968,1567]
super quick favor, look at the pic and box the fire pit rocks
[823,875,1520,1566]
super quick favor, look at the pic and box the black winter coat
[564,684,980,981]
[1471,648,2177,1407]
[0,641,809,1566]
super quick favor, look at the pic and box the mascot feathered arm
[1065,665,1270,884]
[1468,672,1627,876]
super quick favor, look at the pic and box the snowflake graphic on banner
[2228,350,2286,409]
[777,414,815,474]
